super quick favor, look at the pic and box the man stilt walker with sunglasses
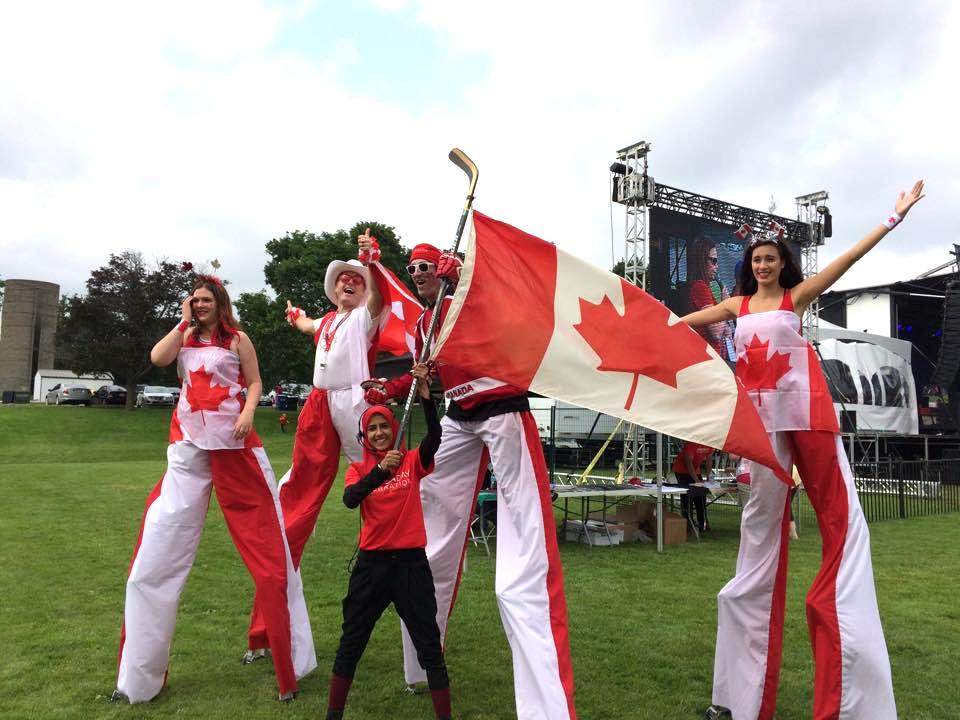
[365,243,577,720]
[245,231,389,660]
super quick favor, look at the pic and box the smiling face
[191,287,218,327]
[335,271,366,310]
[365,413,394,451]
[409,261,441,303]
[750,242,785,288]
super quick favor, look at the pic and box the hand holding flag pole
[393,148,478,447]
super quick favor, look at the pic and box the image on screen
[646,207,801,364]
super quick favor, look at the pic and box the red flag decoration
[431,211,791,484]
[369,262,423,356]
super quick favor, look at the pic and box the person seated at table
[671,441,714,532]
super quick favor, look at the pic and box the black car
[95,384,128,405]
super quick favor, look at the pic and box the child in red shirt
[326,364,450,720]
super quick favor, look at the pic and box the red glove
[436,252,463,283]
[361,377,408,404]
[358,238,381,264]
[286,306,305,326]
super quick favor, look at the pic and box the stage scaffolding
[611,143,827,484]
[795,191,830,340]
[611,140,654,481]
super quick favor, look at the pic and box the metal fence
[794,458,960,527]
[526,404,960,524]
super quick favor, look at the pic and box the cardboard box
[563,519,623,546]
[587,501,653,542]
[641,510,687,545]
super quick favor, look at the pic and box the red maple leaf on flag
[736,335,792,403]
[186,366,232,412]
[574,281,712,410]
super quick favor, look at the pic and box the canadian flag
[369,262,423,356]
[431,211,791,483]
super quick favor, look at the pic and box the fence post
[895,458,905,519]
[549,403,556,484]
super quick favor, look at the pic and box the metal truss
[611,140,653,479]
[795,191,829,340]
[653,184,809,245]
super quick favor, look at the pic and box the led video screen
[647,207,801,363]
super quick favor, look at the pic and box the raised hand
[285,300,304,326]
[358,227,381,264]
[181,295,194,324]
[379,449,403,472]
[895,180,926,218]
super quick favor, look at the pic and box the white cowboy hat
[324,259,370,305]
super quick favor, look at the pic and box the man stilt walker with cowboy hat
[245,231,388,661]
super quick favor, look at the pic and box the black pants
[675,473,708,531]
[333,548,449,689]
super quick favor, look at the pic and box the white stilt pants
[401,411,577,720]
[116,440,316,702]
[712,431,895,719]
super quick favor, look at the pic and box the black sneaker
[703,705,732,719]
[109,690,129,704]
[242,648,270,664]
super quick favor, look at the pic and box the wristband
[175,320,189,333]
[882,211,902,231]
[286,306,304,325]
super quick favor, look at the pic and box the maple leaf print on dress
[736,335,792,404]
[186,366,232,412]
[574,281,712,410]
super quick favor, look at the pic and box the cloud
[1,0,957,311]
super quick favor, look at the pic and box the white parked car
[136,386,176,407]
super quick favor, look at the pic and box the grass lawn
[1,404,958,719]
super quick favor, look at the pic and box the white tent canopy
[813,321,918,435]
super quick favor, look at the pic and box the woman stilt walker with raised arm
[684,181,924,720]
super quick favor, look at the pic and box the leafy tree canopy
[56,252,196,407]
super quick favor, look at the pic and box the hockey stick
[394,148,478,447]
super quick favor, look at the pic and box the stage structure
[795,191,832,339]
[610,140,655,482]
[612,140,820,481]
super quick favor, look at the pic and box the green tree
[234,291,313,387]
[237,221,414,385]
[56,252,197,408]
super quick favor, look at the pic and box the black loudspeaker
[840,410,857,433]
[933,281,960,390]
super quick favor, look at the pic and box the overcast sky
[2,0,957,302]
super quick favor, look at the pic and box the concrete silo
[0,279,60,397]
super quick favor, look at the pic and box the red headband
[409,243,441,266]
[196,273,224,288]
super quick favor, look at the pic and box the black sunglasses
[708,257,719,265]
[406,261,436,276]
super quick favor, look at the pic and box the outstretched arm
[793,180,925,313]
[285,300,316,335]
[681,296,740,328]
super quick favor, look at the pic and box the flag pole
[394,149,478,447]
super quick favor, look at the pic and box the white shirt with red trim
[312,307,387,405]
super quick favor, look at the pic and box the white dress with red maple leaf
[733,294,839,433]
[711,292,895,720]
[116,334,317,704]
